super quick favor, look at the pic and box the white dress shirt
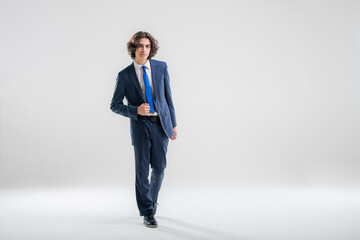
[133,60,158,116]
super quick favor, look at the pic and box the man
[110,31,177,228]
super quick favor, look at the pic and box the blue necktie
[141,66,155,113]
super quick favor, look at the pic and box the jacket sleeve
[164,63,177,128]
[110,73,139,120]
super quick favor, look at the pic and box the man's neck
[135,58,147,66]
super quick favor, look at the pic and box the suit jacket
[111,59,177,146]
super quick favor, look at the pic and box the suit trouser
[133,118,169,216]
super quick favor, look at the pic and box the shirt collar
[133,59,151,70]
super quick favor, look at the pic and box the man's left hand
[170,127,177,140]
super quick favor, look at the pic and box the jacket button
[143,120,145,122]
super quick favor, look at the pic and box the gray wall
[1,0,359,187]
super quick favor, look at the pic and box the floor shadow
[98,215,246,239]
[156,216,245,240]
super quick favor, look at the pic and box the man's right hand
[137,103,150,116]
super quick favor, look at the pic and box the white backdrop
[1,0,359,188]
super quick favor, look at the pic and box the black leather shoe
[153,202,158,215]
[143,214,158,228]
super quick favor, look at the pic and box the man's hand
[137,103,150,116]
[170,127,177,140]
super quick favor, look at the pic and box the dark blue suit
[111,59,177,216]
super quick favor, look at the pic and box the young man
[110,31,177,228]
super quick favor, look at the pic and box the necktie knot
[142,66,146,71]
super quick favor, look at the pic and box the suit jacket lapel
[150,59,159,100]
[128,63,146,102]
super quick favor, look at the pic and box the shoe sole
[144,224,158,228]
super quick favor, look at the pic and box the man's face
[135,38,151,61]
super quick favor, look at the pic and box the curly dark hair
[127,31,159,60]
